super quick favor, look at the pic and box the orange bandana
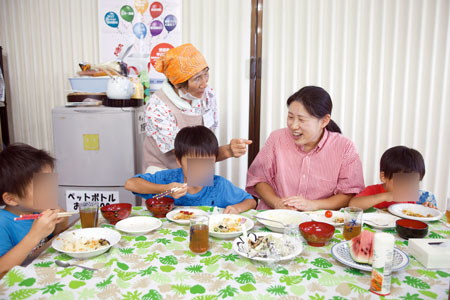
[155,43,208,85]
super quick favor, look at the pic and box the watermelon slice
[349,230,375,265]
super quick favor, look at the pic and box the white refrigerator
[52,106,145,211]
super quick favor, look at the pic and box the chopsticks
[152,184,187,199]
[14,211,78,221]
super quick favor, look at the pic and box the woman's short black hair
[286,86,342,133]
[174,126,219,161]
[0,143,55,205]
[380,146,425,180]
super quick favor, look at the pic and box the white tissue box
[407,239,450,269]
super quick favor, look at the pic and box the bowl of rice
[52,228,121,259]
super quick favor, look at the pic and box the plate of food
[209,214,254,239]
[115,216,162,235]
[311,210,345,226]
[388,203,443,222]
[52,227,121,259]
[331,240,409,272]
[255,209,312,233]
[232,232,304,262]
[363,212,399,229]
[166,208,209,225]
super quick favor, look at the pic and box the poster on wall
[98,0,182,93]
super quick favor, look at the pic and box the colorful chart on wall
[98,0,182,92]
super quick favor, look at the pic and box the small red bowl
[145,197,174,218]
[299,221,335,247]
[100,203,132,225]
[396,218,428,239]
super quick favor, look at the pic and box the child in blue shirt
[125,126,257,214]
[0,144,67,276]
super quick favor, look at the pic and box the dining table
[0,206,449,300]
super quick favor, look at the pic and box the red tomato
[325,210,333,218]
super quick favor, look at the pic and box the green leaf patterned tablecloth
[1,206,449,300]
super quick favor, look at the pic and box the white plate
[311,210,345,226]
[255,210,312,233]
[166,208,209,225]
[388,203,443,222]
[331,241,409,272]
[209,214,254,239]
[232,232,304,262]
[52,228,121,259]
[115,216,162,235]
[363,213,400,229]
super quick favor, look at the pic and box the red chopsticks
[14,211,77,221]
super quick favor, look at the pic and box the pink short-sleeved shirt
[246,128,365,209]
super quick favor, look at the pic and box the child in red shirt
[349,146,436,210]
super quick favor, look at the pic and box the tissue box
[408,239,450,269]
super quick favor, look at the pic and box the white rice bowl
[52,227,121,259]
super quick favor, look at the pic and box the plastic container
[370,232,395,296]
[69,77,109,93]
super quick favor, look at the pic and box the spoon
[240,218,249,254]
[55,260,97,271]
[367,220,390,226]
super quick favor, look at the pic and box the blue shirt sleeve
[131,168,184,199]
[213,176,255,208]
[416,190,437,206]
[0,218,15,257]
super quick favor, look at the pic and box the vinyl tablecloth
[1,206,449,300]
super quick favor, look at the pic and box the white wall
[0,0,100,149]
[261,0,450,208]
[0,0,251,188]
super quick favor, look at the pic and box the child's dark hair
[175,126,219,161]
[380,146,425,180]
[286,86,342,133]
[0,143,55,205]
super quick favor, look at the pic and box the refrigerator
[52,106,145,212]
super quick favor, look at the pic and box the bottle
[370,232,395,296]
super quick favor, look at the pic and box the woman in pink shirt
[246,86,364,211]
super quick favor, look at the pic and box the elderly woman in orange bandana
[143,43,252,173]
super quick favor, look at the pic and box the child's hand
[168,182,187,199]
[223,205,241,214]
[422,202,437,209]
[54,208,66,224]
[29,209,58,240]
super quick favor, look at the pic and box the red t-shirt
[354,184,415,209]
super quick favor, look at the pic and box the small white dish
[115,216,162,235]
[388,203,443,222]
[331,241,409,272]
[255,209,311,233]
[209,214,254,239]
[166,208,209,225]
[311,210,345,226]
[363,212,399,229]
[52,228,121,259]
